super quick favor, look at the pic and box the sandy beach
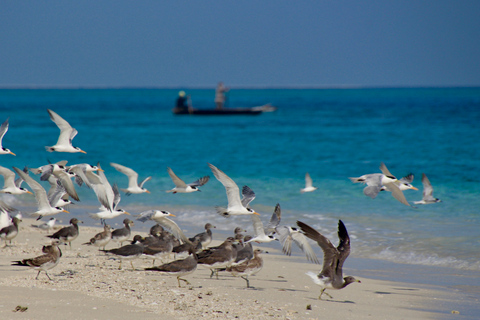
[0,218,473,320]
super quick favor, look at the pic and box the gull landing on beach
[45,109,86,154]
[297,220,360,300]
[208,163,259,217]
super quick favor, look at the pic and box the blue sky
[1,1,479,88]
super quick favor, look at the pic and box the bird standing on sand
[0,216,21,247]
[189,223,216,249]
[47,218,82,249]
[83,224,112,250]
[12,240,62,280]
[146,247,198,287]
[166,167,209,193]
[102,235,144,270]
[414,173,442,205]
[297,220,361,300]
[0,118,16,156]
[110,162,151,195]
[197,237,237,279]
[111,218,134,246]
[300,172,318,193]
[226,249,265,288]
[45,109,86,154]
[208,163,259,217]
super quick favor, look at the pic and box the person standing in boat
[215,82,229,110]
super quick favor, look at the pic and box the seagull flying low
[297,220,361,300]
[35,163,80,202]
[208,163,259,217]
[13,167,69,220]
[166,167,209,193]
[349,162,415,206]
[247,204,280,244]
[414,173,442,205]
[45,109,86,154]
[31,217,57,233]
[300,172,318,193]
[0,118,15,156]
[110,162,151,195]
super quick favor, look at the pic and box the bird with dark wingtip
[297,220,361,300]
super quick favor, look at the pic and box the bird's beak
[63,209,70,213]
[168,213,176,217]
[97,168,104,172]
[9,151,16,156]
[145,190,151,193]
[253,212,260,215]
[124,212,131,215]
[411,186,419,191]
[356,280,362,283]
[27,191,33,194]
[80,150,87,154]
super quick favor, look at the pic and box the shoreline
[0,218,478,319]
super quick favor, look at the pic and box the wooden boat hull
[172,108,263,115]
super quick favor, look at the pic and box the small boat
[172,107,264,116]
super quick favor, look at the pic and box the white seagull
[31,217,57,233]
[45,109,86,154]
[0,165,32,195]
[166,167,209,193]
[414,173,442,205]
[34,163,80,202]
[208,163,259,217]
[300,172,318,193]
[13,167,69,220]
[110,162,151,195]
[349,162,413,206]
[0,118,15,156]
[247,203,281,243]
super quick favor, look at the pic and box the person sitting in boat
[175,91,188,111]
[215,82,229,110]
[173,90,194,114]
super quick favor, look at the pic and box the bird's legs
[241,276,251,288]
[319,288,333,300]
[177,277,191,287]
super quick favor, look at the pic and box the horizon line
[0,84,479,90]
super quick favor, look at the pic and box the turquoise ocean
[0,87,479,310]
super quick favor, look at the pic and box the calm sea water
[1,88,479,276]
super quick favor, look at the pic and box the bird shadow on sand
[305,296,356,304]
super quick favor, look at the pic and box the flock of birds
[0,109,442,300]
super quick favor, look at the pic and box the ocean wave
[369,247,480,271]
